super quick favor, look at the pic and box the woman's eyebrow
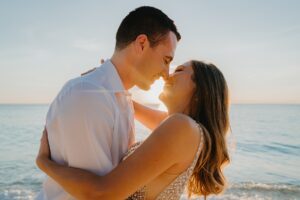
[175,66,184,71]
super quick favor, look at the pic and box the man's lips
[151,74,162,83]
[154,74,161,80]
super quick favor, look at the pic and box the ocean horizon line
[1,103,300,106]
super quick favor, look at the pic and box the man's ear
[135,34,149,53]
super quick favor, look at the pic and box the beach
[0,104,299,200]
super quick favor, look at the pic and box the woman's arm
[36,114,199,199]
[133,100,168,130]
[37,156,101,200]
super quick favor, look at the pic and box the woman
[36,60,230,199]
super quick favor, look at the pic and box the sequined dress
[124,128,203,200]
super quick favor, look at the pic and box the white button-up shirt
[36,60,135,200]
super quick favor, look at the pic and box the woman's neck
[167,104,190,116]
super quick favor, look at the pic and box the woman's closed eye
[174,68,183,73]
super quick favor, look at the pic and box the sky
[0,0,299,104]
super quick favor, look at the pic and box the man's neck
[110,50,135,90]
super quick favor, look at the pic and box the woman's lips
[163,83,173,89]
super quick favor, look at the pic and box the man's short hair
[115,6,181,50]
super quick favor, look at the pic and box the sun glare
[130,66,176,111]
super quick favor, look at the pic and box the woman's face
[159,61,196,111]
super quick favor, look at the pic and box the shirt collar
[98,59,131,96]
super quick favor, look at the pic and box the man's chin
[137,85,151,91]
[136,82,151,91]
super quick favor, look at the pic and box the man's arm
[133,100,168,130]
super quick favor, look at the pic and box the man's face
[134,31,178,90]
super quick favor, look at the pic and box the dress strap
[189,123,204,171]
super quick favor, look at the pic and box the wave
[180,182,300,200]
[0,187,36,200]
[2,182,299,200]
[230,182,300,192]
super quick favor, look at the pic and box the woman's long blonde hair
[187,60,230,198]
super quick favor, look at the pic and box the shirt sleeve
[46,81,116,175]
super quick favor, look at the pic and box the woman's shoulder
[157,114,202,152]
[163,113,202,136]
[152,113,202,166]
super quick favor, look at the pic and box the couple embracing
[36,6,230,200]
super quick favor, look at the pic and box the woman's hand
[36,127,51,170]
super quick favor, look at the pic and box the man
[36,6,181,199]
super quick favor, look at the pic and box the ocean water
[0,104,299,200]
